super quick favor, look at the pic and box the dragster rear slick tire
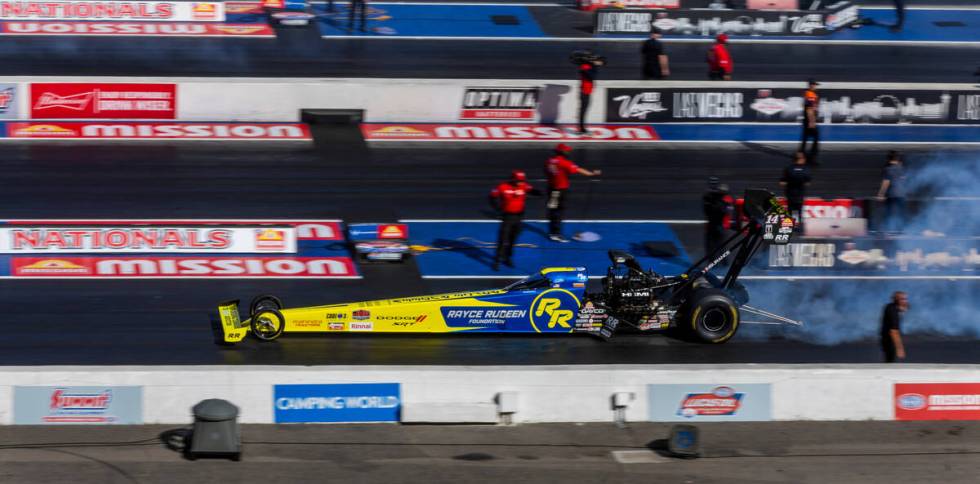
[686,288,740,344]
[250,308,286,342]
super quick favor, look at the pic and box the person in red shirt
[707,33,733,81]
[577,54,605,134]
[545,144,602,243]
[489,170,541,270]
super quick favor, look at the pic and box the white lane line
[323,34,980,46]
[400,219,706,223]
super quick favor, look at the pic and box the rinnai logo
[349,321,373,331]
[460,87,539,121]
[12,256,356,278]
[50,389,112,410]
[34,90,94,111]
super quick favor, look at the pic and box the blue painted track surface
[316,3,546,37]
[406,221,691,278]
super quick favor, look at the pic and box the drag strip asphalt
[0,143,977,365]
[0,28,977,82]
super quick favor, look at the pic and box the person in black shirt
[800,79,820,165]
[349,0,367,31]
[780,152,811,232]
[702,177,733,257]
[881,291,908,362]
[641,27,669,80]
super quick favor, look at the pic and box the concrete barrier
[2,364,979,425]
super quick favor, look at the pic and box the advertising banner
[1,219,346,241]
[595,3,857,35]
[0,226,297,254]
[0,82,17,119]
[362,124,659,141]
[31,83,176,119]
[6,122,312,140]
[895,383,980,421]
[0,21,274,36]
[648,384,771,422]
[460,87,540,121]
[9,256,357,278]
[606,88,980,125]
[14,386,142,424]
[274,383,401,423]
[758,238,979,273]
[0,1,226,22]
[580,0,680,12]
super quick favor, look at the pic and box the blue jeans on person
[884,197,906,233]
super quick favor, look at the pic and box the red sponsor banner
[895,383,980,421]
[11,256,357,278]
[737,198,866,220]
[0,21,274,36]
[7,122,312,140]
[2,220,344,241]
[225,1,265,14]
[361,124,659,142]
[0,1,225,22]
[578,0,679,11]
[31,83,176,119]
[460,109,534,120]
[0,226,298,253]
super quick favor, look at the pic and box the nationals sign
[0,1,225,21]
[10,256,357,278]
[895,383,980,421]
[31,83,175,119]
[0,226,297,253]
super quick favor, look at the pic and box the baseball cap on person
[511,170,527,181]
[555,143,572,153]
[716,33,728,43]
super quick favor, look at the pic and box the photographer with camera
[571,50,606,135]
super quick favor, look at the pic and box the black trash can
[189,399,241,461]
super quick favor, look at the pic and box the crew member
[800,79,820,165]
[880,291,908,363]
[349,0,367,31]
[702,178,734,257]
[545,144,602,243]
[876,151,907,234]
[706,34,732,81]
[641,27,669,80]
[489,170,541,270]
[780,152,811,233]
[577,52,604,134]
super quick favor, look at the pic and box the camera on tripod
[570,50,606,66]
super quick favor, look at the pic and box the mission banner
[606,88,980,125]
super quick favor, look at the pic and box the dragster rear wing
[217,300,249,344]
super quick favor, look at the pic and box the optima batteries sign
[460,87,539,121]
[274,383,401,423]
[647,384,771,422]
[14,386,142,424]
[0,226,297,253]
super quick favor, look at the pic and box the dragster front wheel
[250,309,286,342]
[249,294,283,316]
[686,288,739,344]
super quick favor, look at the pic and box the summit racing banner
[9,256,358,278]
[362,124,659,142]
[895,383,980,421]
[595,2,858,36]
[0,1,225,22]
[6,122,312,140]
[31,83,176,119]
[0,21,274,36]
[0,226,298,253]
[606,88,980,125]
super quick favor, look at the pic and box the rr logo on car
[534,298,573,328]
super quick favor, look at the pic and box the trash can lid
[192,399,240,421]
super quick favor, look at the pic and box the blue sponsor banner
[14,386,143,425]
[647,384,771,422]
[274,383,401,423]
